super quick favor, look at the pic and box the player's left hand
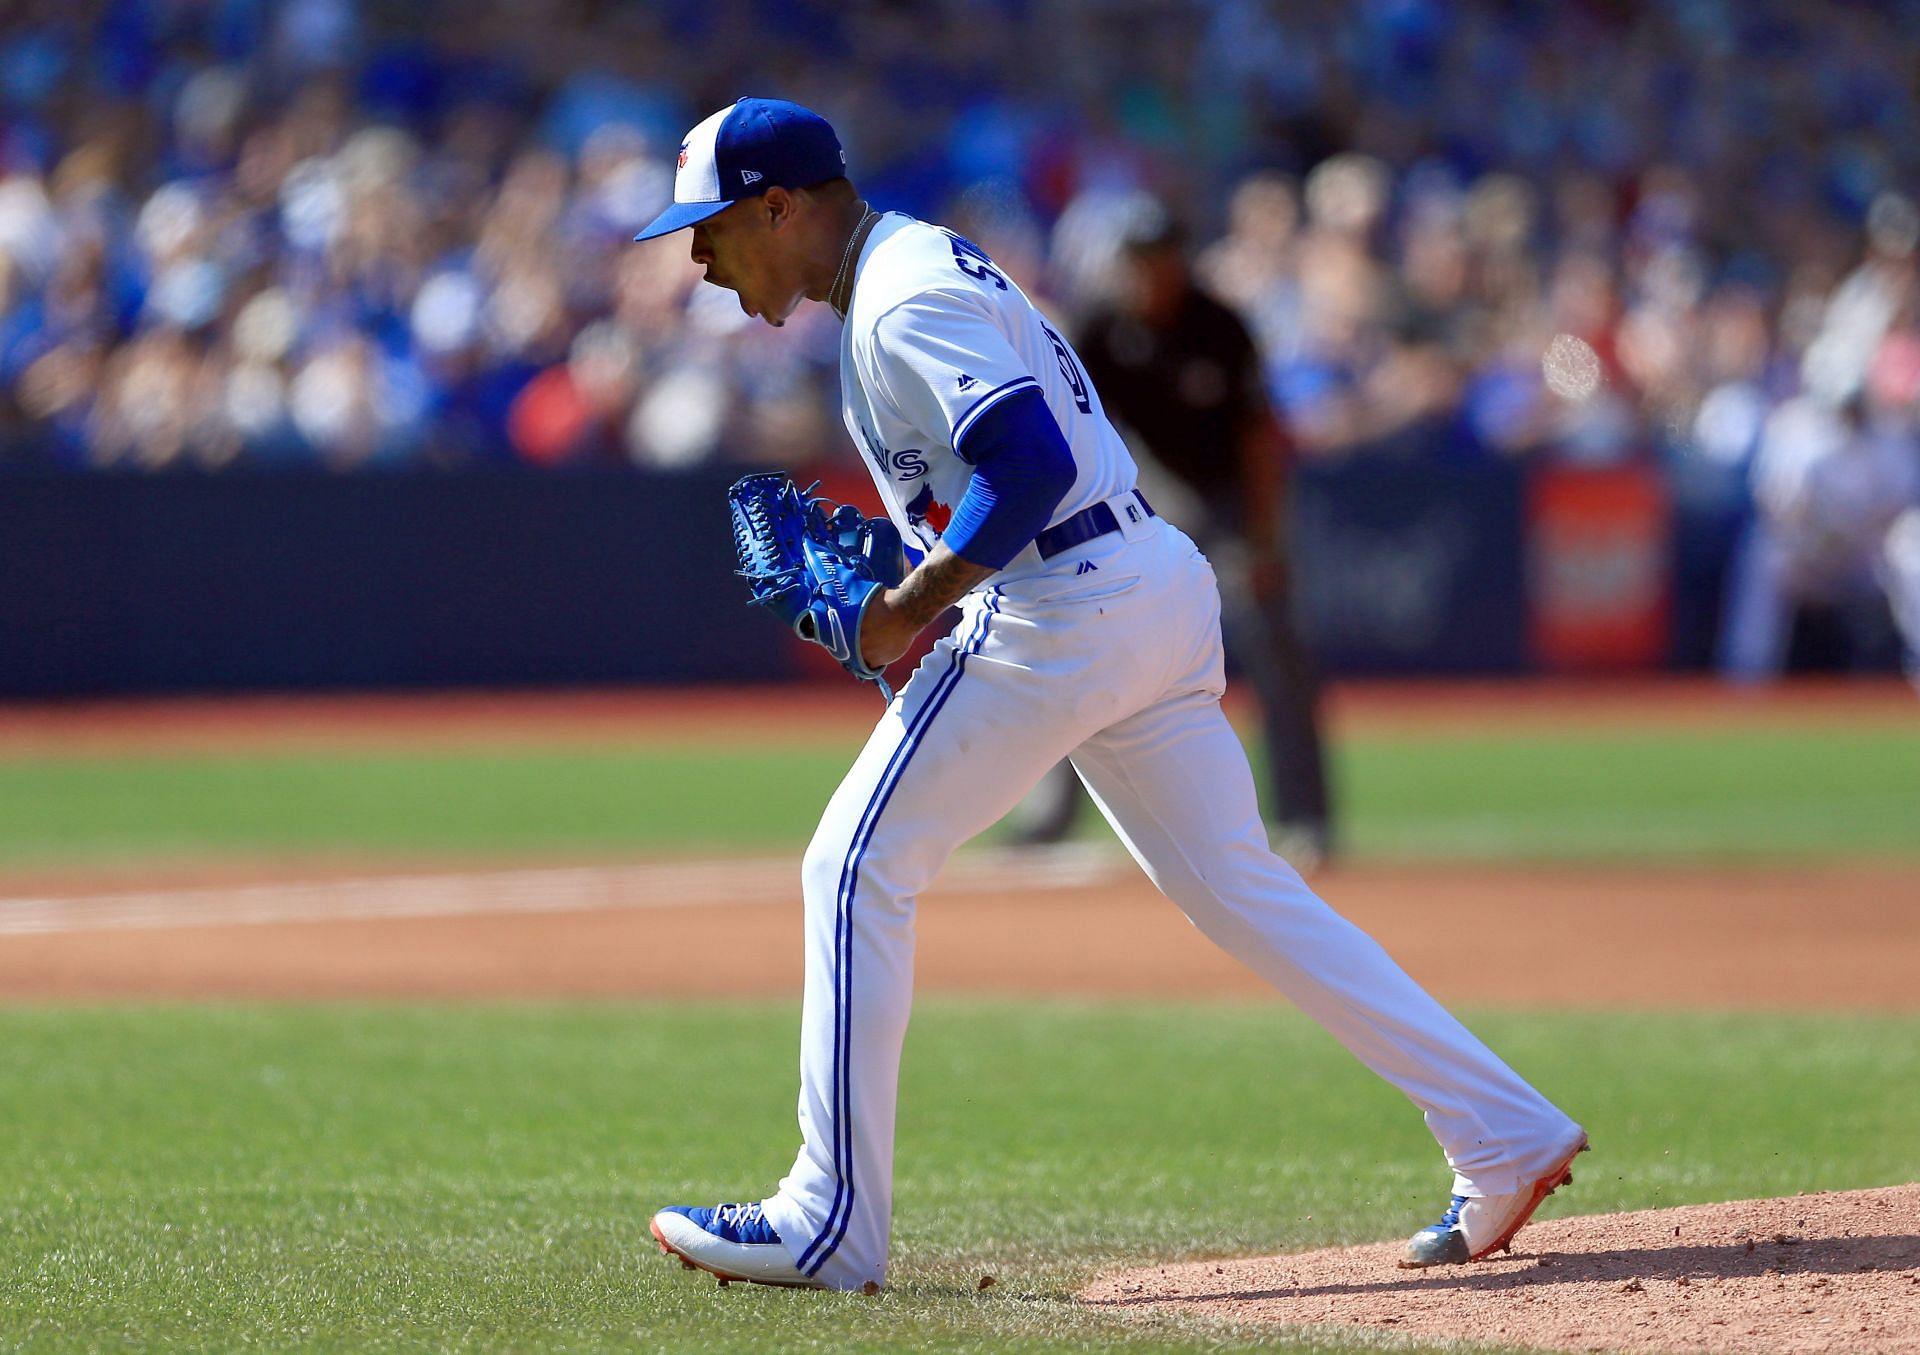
[728,473,911,696]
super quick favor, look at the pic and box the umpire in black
[1010,197,1333,864]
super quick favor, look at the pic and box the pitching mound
[1080,1184,1920,1353]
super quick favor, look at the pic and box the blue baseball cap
[633,98,847,241]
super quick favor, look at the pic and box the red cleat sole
[1470,1135,1591,1261]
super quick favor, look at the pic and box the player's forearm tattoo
[890,546,993,630]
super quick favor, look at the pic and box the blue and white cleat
[1399,1134,1590,1268]
[650,1202,821,1288]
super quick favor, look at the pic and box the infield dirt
[0,854,1915,1008]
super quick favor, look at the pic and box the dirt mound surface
[1081,1185,1920,1353]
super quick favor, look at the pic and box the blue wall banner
[0,470,792,696]
[1,459,1722,695]
[1291,460,1529,674]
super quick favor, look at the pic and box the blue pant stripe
[797,590,1001,1276]
[795,599,989,1274]
[805,588,1002,1275]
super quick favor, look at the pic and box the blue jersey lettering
[1041,321,1093,414]
[941,230,1008,291]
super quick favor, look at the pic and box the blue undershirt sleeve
[941,388,1077,570]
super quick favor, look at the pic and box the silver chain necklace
[829,204,877,319]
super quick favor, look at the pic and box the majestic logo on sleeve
[676,144,689,169]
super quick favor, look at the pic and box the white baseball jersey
[762,212,1581,1295]
[839,213,1138,571]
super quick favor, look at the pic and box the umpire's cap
[633,98,847,241]
[1115,194,1186,253]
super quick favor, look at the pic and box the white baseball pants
[760,520,1581,1291]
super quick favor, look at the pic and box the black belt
[1033,492,1156,560]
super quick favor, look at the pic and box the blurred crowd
[1,0,1919,602]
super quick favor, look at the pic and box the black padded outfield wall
[0,468,793,696]
[0,460,1704,696]
[1291,460,1530,676]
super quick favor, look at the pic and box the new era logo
[1076,560,1099,574]
[956,373,977,390]
[741,169,763,186]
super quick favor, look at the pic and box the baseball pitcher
[636,98,1586,1291]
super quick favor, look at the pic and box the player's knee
[802,822,926,921]
[801,827,853,906]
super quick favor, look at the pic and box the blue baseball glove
[728,472,910,699]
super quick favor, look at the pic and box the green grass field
[3,1002,1916,1354]
[2,722,1916,868]
[3,701,1916,1350]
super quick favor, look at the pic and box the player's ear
[763,186,795,232]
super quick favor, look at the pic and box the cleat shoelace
[713,1202,764,1230]
[1433,1196,1467,1232]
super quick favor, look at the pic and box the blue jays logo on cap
[634,98,847,241]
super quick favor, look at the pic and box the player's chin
[726,287,763,322]
[749,294,798,328]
